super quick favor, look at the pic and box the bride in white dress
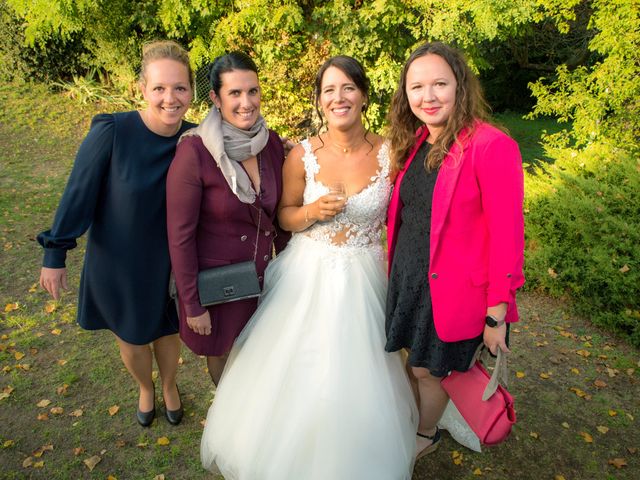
[200,56,418,479]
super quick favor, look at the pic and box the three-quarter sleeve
[37,114,114,268]
[166,138,206,318]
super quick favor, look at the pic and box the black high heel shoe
[136,383,156,427]
[164,384,183,426]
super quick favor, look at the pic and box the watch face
[485,316,497,327]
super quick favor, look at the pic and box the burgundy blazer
[166,131,289,354]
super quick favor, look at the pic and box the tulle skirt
[201,235,418,479]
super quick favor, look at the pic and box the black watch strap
[485,314,505,328]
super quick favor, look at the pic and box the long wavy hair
[386,42,491,172]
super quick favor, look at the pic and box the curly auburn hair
[386,42,491,172]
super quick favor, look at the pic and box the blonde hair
[387,42,491,172]
[139,40,194,88]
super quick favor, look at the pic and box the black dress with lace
[385,142,482,377]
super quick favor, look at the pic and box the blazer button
[263,255,270,261]
[506,273,512,278]
[258,276,263,282]
[431,273,438,279]
[240,235,248,242]
[264,231,271,236]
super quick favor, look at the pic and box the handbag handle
[478,348,509,401]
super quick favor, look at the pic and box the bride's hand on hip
[187,311,212,336]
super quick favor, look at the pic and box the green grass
[1,83,638,479]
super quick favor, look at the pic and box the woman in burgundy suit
[166,52,289,385]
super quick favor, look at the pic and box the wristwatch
[485,314,505,328]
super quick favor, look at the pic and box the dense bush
[524,143,640,345]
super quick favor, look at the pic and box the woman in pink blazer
[385,42,525,458]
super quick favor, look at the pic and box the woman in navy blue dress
[38,41,195,427]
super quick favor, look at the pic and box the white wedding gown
[201,140,418,479]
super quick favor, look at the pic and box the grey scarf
[179,107,269,203]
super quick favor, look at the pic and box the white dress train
[200,140,418,479]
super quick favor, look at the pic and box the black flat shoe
[136,406,156,427]
[164,385,183,426]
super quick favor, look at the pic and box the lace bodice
[296,139,391,257]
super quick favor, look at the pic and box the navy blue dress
[38,111,196,345]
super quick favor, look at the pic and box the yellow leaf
[516,371,526,378]
[626,368,635,376]
[69,409,83,417]
[115,440,126,448]
[83,455,101,471]
[596,425,609,434]
[107,476,118,480]
[530,432,539,439]
[136,442,148,448]
[570,387,587,398]
[4,303,19,313]
[3,440,14,448]
[29,283,38,293]
[547,268,558,278]
[1,366,11,373]
[561,422,570,429]
[50,406,64,415]
[50,328,62,335]
[29,348,38,355]
[37,413,49,421]
[108,405,120,416]
[57,359,68,366]
[579,431,593,443]
[56,384,69,395]
[555,476,566,480]
[37,399,51,408]
[22,457,33,468]
[608,458,627,468]
[539,372,551,379]
[473,468,483,475]
[44,302,57,314]
[16,363,31,371]
[594,379,607,388]
[576,349,591,357]
[619,264,630,273]
[608,410,618,417]
[152,370,159,381]
[157,436,170,446]
[153,475,166,480]
[73,447,85,456]
[0,392,10,401]
[14,351,25,360]
[570,368,580,375]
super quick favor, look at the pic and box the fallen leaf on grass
[50,406,64,415]
[44,302,57,314]
[547,268,558,278]
[4,303,19,313]
[115,440,126,448]
[626,368,635,376]
[57,359,67,366]
[56,384,69,395]
[108,405,119,416]
[608,410,618,417]
[50,328,62,335]
[606,368,618,377]
[530,432,539,439]
[29,283,38,293]
[107,476,117,480]
[627,447,637,454]
[579,431,593,443]
[2,366,11,373]
[516,371,526,378]
[29,348,38,355]
[619,264,630,273]
[570,368,580,375]
[69,409,83,417]
[14,351,25,360]
[608,458,627,468]
[37,413,49,421]
[152,370,159,381]
[157,436,170,446]
[23,457,33,468]
[3,440,15,448]
[153,475,165,480]
[83,455,101,471]
[473,468,483,475]
[570,387,588,398]
[596,425,609,434]
[33,444,53,457]
[36,399,51,408]
[539,372,551,379]
[594,379,608,388]
[555,476,566,480]
[137,442,148,448]
[451,450,463,465]
[561,422,570,429]
[73,447,85,456]
[576,350,591,357]
[15,363,30,370]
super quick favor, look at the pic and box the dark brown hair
[386,42,490,172]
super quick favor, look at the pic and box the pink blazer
[387,122,525,342]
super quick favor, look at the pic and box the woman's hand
[308,193,347,222]
[187,311,212,336]
[483,323,510,356]
[39,267,68,300]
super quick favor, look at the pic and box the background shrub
[525,143,640,345]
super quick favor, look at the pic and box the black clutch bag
[197,260,261,306]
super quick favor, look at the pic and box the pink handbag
[440,348,516,445]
